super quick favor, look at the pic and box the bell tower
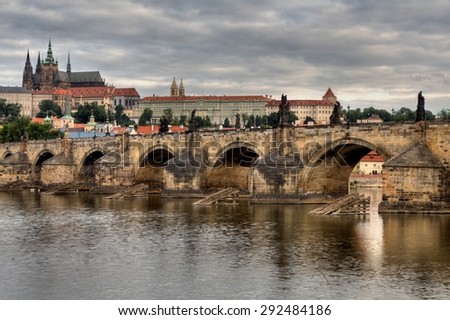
[40,39,59,90]
[170,77,179,96]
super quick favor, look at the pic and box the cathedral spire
[22,49,34,89]
[44,38,55,64]
[26,49,31,64]
[67,51,71,74]
[36,52,42,74]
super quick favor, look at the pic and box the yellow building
[266,88,338,125]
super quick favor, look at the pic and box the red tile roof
[138,126,159,135]
[70,86,115,98]
[323,88,336,98]
[266,99,333,107]
[360,151,384,162]
[114,88,140,97]
[141,95,271,103]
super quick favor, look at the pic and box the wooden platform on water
[193,188,239,205]
[308,193,370,215]
[41,183,79,195]
[105,183,150,199]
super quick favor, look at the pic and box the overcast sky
[1,0,450,113]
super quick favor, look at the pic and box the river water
[0,188,449,300]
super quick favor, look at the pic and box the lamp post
[391,108,395,122]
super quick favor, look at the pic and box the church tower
[22,50,34,90]
[66,51,71,74]
[170,77,179,96]
[179,78,185,96]
[40,39,59,90]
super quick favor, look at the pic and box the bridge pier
[162,149,205,197]
[379,142,450,213]
[40,140,77,186]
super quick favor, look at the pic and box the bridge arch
[301,138,389,194]
[136,145,175,188]
[206,141,262,191]
[2,150,12,159]
[79,148,106,181]
[32,150,55,182]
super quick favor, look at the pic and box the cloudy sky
[1,0,450,113]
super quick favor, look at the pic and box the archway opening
[206,146,259,191]
[136,148,174,189]
[3,152,12,159]
[33,151,55,182]
[349,150,385,189]
[304,142,385,195]
[80,150,105,182]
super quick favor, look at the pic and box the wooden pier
[105,183,150,199]
[41,183,79,195]
[193,188,239,205]
[308,193,370,215]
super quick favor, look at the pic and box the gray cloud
[1,0,450,112]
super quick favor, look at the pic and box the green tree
[138,107,153,126]
[26,122,61,140]
[393,107,415,122]
[288,111,299,124]
[425,110,435,121]
[255,115,264,127]
[361,107,393,122]
[36,99,62,118]
[163,109,173,124]
[0,116,30,142]
[178,115,188,126]
[343,107,362,123]
[73,103,107,123]
[246,115,256,128]
[114,104,133,126]
[304,116,315,124]
[0,99,21,121]
[267,112,278,127]
[439,109,450,120]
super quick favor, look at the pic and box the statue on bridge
[188,109,197,133]
[234,112,241,129]
[415,91,426,122]
[329,101,342,126]
[159,116,169,134]
[278,94,291,128]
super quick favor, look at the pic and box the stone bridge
[0,121,449,213]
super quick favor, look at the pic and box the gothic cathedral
[22,39,105,90]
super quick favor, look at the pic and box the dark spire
[22,49,34,89]
[36,51,42,74]
[66,51,71,74]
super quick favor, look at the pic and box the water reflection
[0,188,449,299]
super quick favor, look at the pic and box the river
[0,188,449,299]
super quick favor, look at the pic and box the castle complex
[22,39,105,90]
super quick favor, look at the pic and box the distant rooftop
[0,86,30,93]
